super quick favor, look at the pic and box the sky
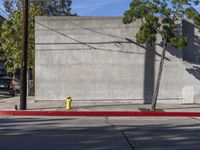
[0,0,131,18]
[71,0,131,16]
[0,0,8,18]
[0,0,199,18]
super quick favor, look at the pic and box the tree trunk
[151,40,167,110]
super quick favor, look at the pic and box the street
[0,116,200,150]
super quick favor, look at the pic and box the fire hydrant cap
[67,96,71,99]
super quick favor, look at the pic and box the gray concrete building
[35,16,200,104]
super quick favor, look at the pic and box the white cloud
[73,0,124,9]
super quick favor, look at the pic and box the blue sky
[0,1,8,18]
[0,0,199,17]
[0,0,131,17]
[71,0,131,16]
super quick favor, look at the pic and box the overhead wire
[0,6,9,18]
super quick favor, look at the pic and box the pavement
[0,96,200,117]
[0,116,200,150]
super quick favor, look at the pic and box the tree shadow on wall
[167,20,200,81]
[190,35,200,64]
[143,45,155,104]
[186,66,200,81]
[185,31,200,80]
[183,34,200,65]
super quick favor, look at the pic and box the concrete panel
[35,17,200,104]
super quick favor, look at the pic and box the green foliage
[170,37,188,48]
[3,0,74,16]
[194,15,200,27]
[123,0,200,48]
[1,0,75,73]
[136,23,157,45]
[0,6,42,73]
[186,7,198,19]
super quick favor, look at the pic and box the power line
[0,7,9,18]
[0,12,7,19]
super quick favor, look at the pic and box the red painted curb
[0,111,200,117]
[0,111,15,116]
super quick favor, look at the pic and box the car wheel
[10,90,16,97]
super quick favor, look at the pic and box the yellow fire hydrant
[66,96,72,110]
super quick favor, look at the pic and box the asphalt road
[0,116,200,150]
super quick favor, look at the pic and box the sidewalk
[1,96,200,112]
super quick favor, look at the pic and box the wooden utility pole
[20,0,29,110]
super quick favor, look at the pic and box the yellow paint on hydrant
[66,96,72,110]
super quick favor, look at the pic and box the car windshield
[0,79,10,85]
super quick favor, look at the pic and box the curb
[1,111,200,117]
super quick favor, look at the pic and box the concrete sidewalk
[0,96,200,113]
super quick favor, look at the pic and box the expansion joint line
[104,117,135,150]
[121,131,135,150]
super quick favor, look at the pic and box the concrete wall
[182,20,200,63]
[35,17,200,103]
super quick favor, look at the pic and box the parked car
[0,76,20,96]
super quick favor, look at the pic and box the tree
[123,0,200,110]
[0,0,75,73]
[1,0,75,97]
[0,6,42,73]
[3,0,73,16]
[194,15,200,28]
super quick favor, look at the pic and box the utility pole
[20,0,29,110]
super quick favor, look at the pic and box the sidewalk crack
[104,117,136,150]
[121,131,136,150]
